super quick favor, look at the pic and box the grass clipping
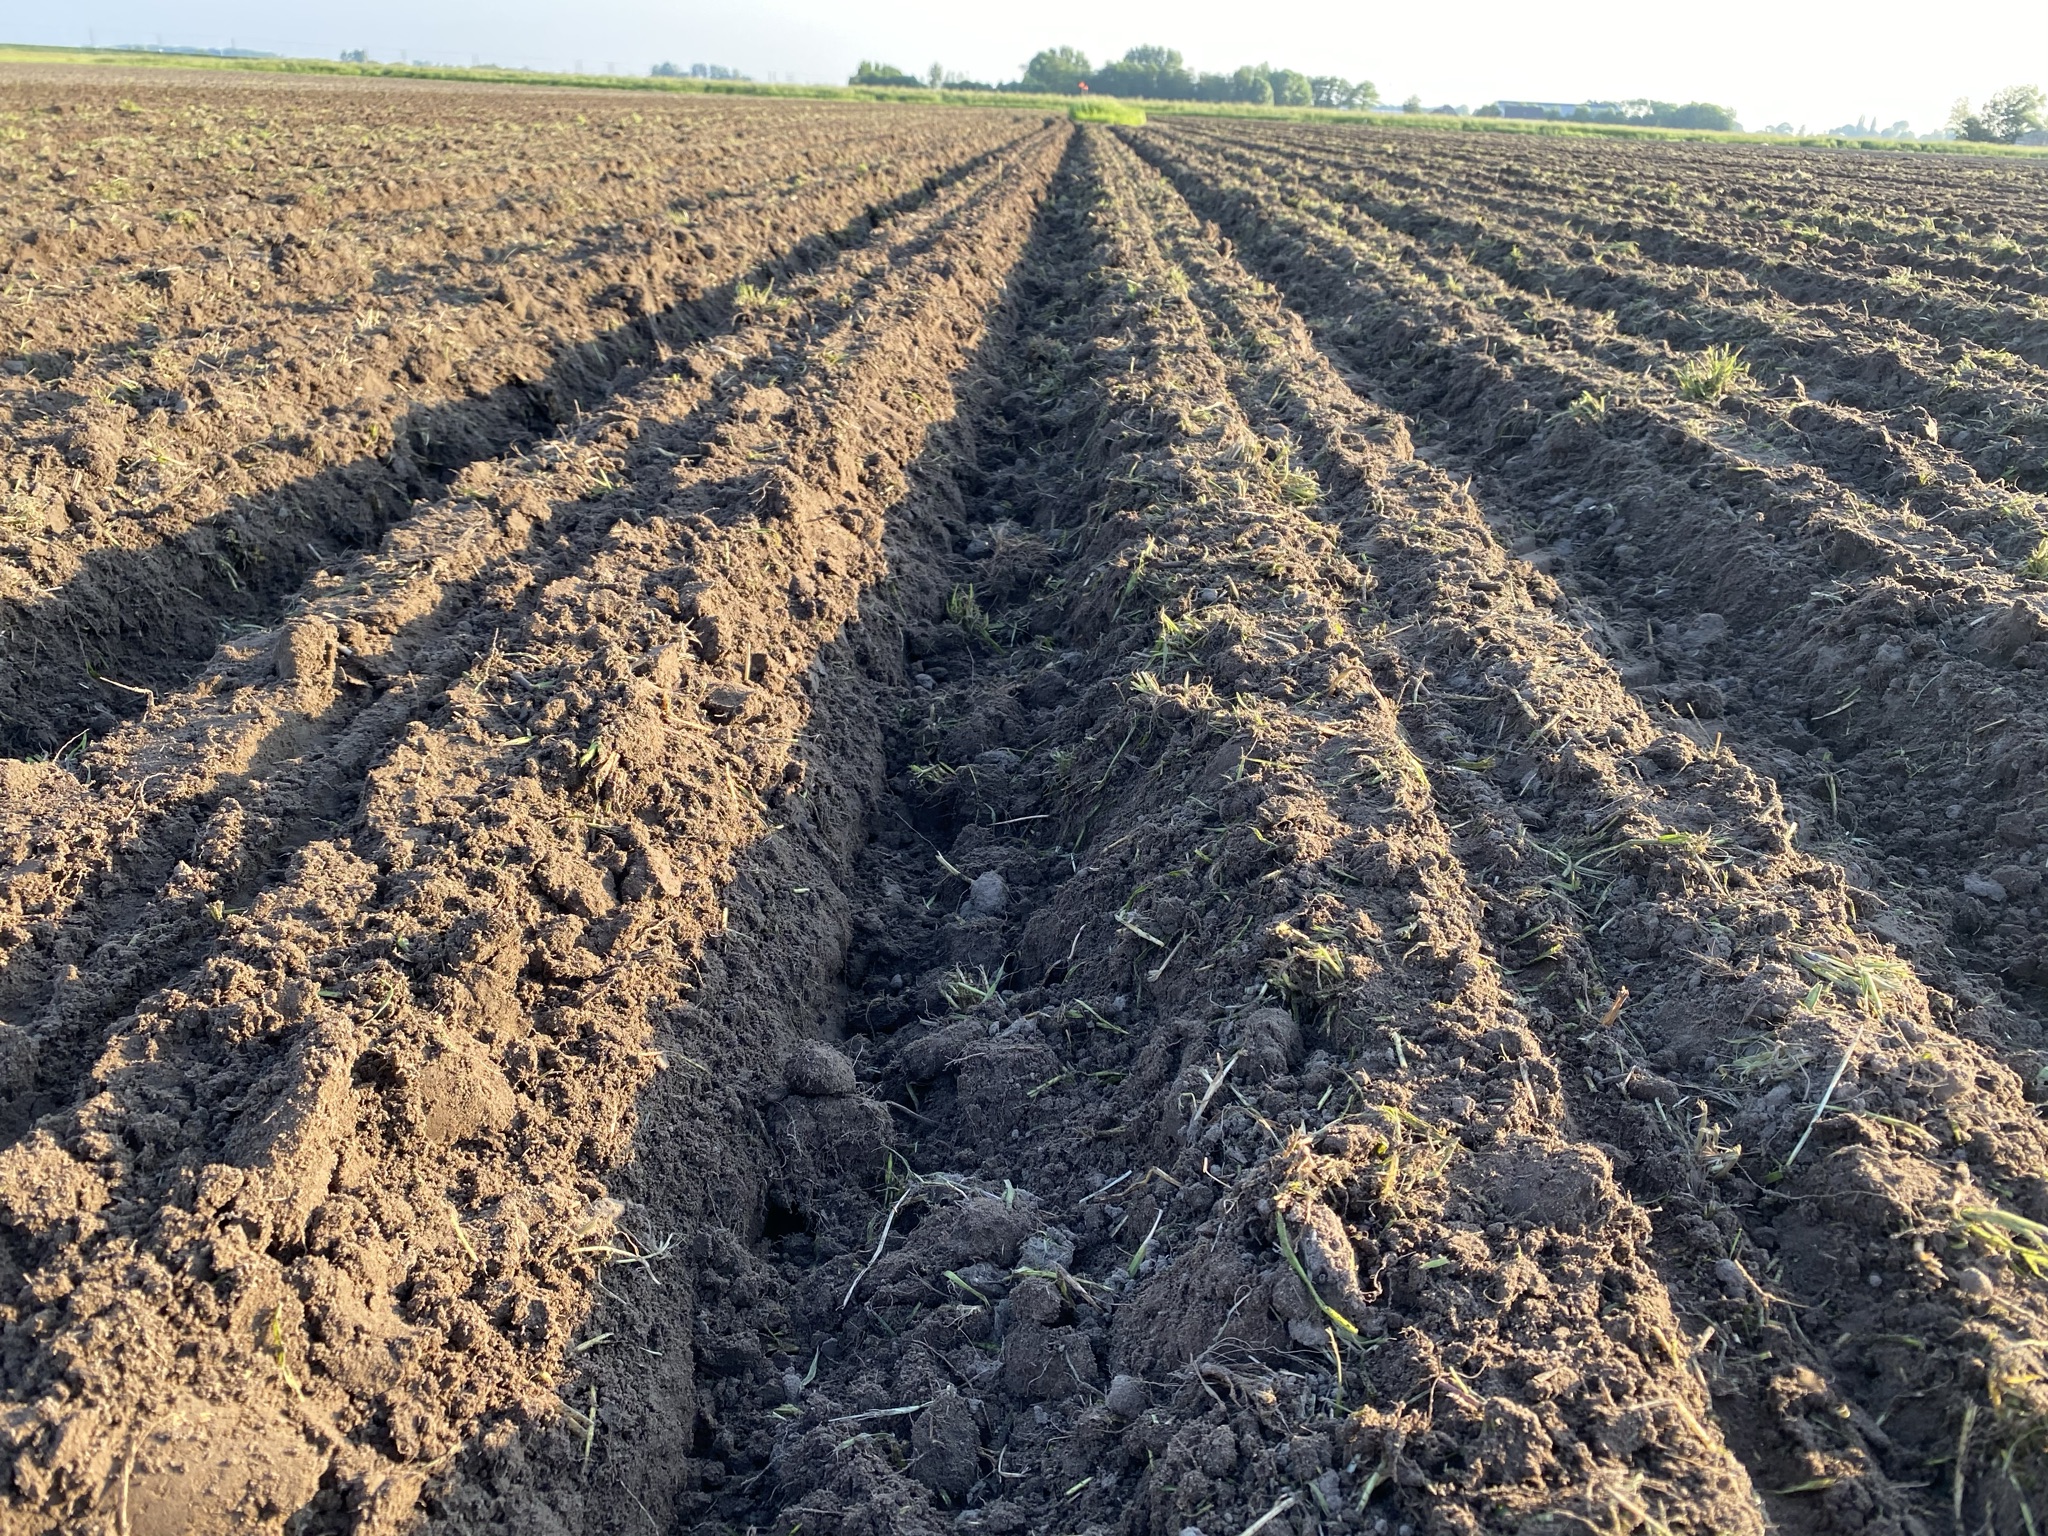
[1071,100,1146,126]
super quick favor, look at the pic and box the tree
[1271,68,1313,107]
[850,61,921,87]
[1092,46,1195,99]
[1021,46,1092,94]
[1402,94,1423,113]
[927,63,943,90]
[1987,85,2046,140]
[1952,85,2045,143]
[1310,77,1378,110]
[1571,98,1738,131]
[1657,101,1740,131]
[1190,65,1274,104]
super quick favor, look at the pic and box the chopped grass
[1954,1205,2048,1279]
[939,964,1004,1010]
[1794,948,1915,1013]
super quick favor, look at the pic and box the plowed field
[3,70,2047,1536]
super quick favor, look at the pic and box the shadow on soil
[0,141,1020,757]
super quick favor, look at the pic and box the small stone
[784,1041,856,1097]
[964,537,994,558]
[1964,874,2008,903]
[1678,613,1728,651]
[913,672,935,690]
[1867,1272,1884,1288]
[1312,1469,1342,1511]
[1019,1228,1076,1271]
[1287,1317,1326,1347]
[703,683,751,722]
[954,1260,1010,1298]
[960,870,1008,918]
[1106,1373,1147,1418]
[1956,1266,1996,1300]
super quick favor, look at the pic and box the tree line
[1481,99,1740,130]
[850,47,2046,146]
[852,47,1376,109]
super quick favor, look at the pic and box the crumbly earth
[2,72,2047,1536]
[0,69,1048,754]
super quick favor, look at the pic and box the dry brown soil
[3,69,2048,1536]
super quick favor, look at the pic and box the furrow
[0,125,1052,1138]
[1155,122,2048,552]
[1126,123,2048,1071]
[1194,119,2048,311]
[0,86,1049,755]
[1170,121,2048,506]
[1118,122,2048,1533]
[0,121,1065,1535]
[674,123,1766,1536]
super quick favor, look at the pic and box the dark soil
[3,79,2048,1536]
[0,68,1050,755]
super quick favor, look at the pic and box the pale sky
[26,1,2048,137]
